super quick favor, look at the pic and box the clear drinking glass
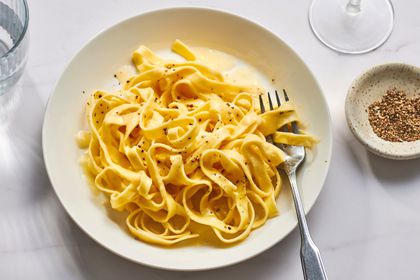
[309,0,394,54]
[0,0,28,95]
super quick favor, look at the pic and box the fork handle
[287,170,328,280]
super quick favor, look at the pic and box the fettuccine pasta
[77,41,315,246]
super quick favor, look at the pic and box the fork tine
[258,94,265,113]
[283,89,299,134]
[275,90,281,107]
[291,121,299,134]
[283,89,289,101]
[277,89,289,132]
[267,92,274,110]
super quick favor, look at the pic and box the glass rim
[1,0,29,59]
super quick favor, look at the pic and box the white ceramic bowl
[346,63,420,160]
[42,7,332,271]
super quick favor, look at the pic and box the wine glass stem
[346,0,361,14]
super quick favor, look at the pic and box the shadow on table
[0,73,51,202]
[67,222,301,280]
[367,152,420,185]
[367,151,420,211]
[342,136,420,186]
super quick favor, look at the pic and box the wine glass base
[309,0,394,54]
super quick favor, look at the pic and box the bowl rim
[345,62,420,160]
[42,6,333,270]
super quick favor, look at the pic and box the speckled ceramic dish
[345,63,420,160]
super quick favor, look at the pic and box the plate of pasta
[43,8,332,270]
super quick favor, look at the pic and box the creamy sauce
[193,47,266,94]
[115,64,136,84]
[224,66,260,87]
[193,47,235,72]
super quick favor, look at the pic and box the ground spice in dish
[368,88,420,142]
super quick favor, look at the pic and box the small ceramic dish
[345,63,420,160]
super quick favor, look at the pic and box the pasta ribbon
[77,40,314,246]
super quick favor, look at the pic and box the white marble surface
[1,0,420,279]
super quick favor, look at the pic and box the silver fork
[259,90,328,280]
